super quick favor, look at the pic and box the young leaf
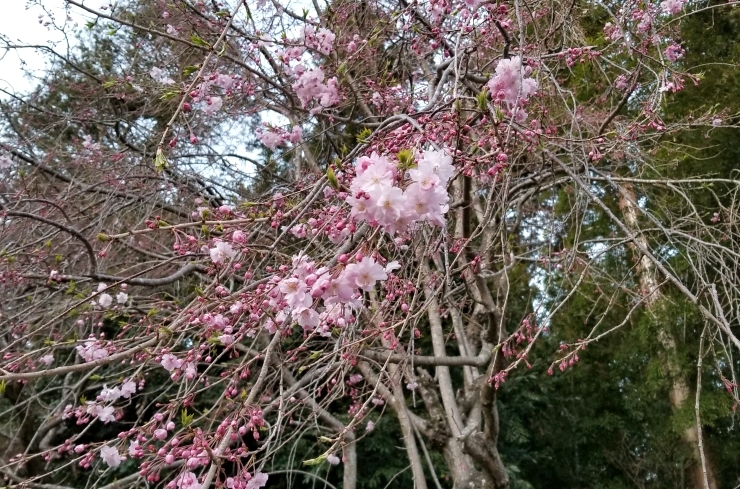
[302,453,328,466]
[190,35,211,48]
[327,167,340,190]
[154,148,169,173]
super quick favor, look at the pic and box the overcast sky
[0,1,103,96]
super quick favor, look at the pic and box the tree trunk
[617,181,717,489]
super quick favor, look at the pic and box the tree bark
[357,361,428,489]
[617,181,717,489]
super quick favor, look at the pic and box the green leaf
[396,149,414,169]
[303,453,328,466]
[356,127,373,143]
[154,148,169,173]
[495,106,505,123]
[327,167,340,190]
[160,90,180,101]
[181,409,194,427]
[183,65,200,77]
[190,34,211,48]
[476,89,488,111]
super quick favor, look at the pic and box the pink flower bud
[305,274,317,286]
[232,230,246,244]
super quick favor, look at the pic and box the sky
[0,0,99,97]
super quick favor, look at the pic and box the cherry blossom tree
[0,0,739,488]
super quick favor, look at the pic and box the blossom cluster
[345,149,454,235]
[486,56,538,122]
[76,338,109,362]
[661,0,686,15]
[62,380,137,425]
[292,66,340,113]
[301,26,336,55]
[209,240,237,264]
[664,43,685,62]
[257,125,303,150]
[96,282,129,308]
[266,253,395,336]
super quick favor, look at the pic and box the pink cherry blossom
[150,67,175,85]
[76,340,108,362]
[175,471,202,489]
[327,453,340,465]
[664,44,684,62]
[99,385,122,403]
[203,96,223,115]
[292,67,340,110]
[210,240,236,264]
[95,405,116,423]
[279,277,312,308]
[302,26,336,55]
[99,293,113,308]
[218,334,234,346]
[258,130,286,150]
[345,257,387,291]
[487,56,538,115]
[661,0,685,15]
[100,445,123,467]
[38,354,54,365]
[246,472,268,489]
[292,307,320,330]
[161,354,183,372]
[289,125,303,143]
[120,380,137,398]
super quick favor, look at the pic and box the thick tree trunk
[617,182,717,489]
